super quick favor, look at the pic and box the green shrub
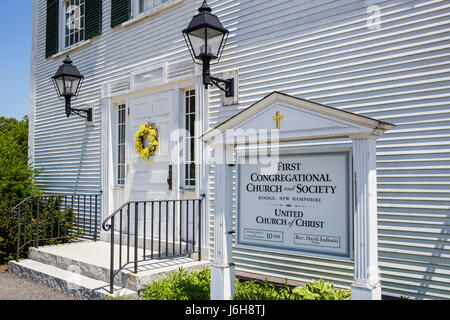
[292,279,351,300]
[234,279,294,300]
[0,116,41,264]
[140,267,350,301]
[141,267,210,300]
[234,278,350,300]
[1,197,77,263]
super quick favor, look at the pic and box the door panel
[126,90,176,201]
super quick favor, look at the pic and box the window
[139,0,171,13]
[111,0,179,28]
[184,90,196,187]
[64,0,86,48]
[46,0,102,58]
[117,104,126,186]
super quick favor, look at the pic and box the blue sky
[0,1,32,120]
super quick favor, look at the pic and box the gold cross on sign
[273,111,284,129]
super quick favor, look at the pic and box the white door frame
[100,75,209,245]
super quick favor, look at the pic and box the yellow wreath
[134,123,158,161]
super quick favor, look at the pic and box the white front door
[126,89,177,202]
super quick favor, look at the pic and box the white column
[195,74,209,260]
[100,88,112,242]
[351,135,381,300]
[210,144,235,300]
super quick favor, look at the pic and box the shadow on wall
[421,225,449,299]
[73,120,95,193]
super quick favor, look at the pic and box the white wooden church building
[26,0,450,300]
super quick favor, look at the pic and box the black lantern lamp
[52,55,92,121]
[183,0,234,97]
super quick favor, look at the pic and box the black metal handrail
[13,193,101,261]
[102,196,204,294]
[11,196,36,215]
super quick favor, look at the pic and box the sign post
[210,144,235,300]
[350,135,381,299]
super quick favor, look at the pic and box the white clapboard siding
[31,0,199,194]
[31,0,450,299]
[205,0,450,300]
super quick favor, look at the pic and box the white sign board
[237,151,352,259]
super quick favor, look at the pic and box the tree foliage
[0,116,40,263]
[0,116,40,208]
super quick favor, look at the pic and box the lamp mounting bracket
[70,107,93,122]
[210,76,234,97]
[64,96,92,121]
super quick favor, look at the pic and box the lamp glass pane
[187,27,206,58]
[55,76,66,96]
[188,27,226,59]
[206,27,225,58]
[65,76,81,95]
[65,79,73,94]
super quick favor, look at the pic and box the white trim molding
[130,61,168,91]
[52,39,91,59]
[202,92,394,145]
[124,0,184,28]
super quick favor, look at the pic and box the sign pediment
[202,92,394,144]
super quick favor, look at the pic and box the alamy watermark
[367,5,382,30]
[66,4,82,31]
[164,121,281,175]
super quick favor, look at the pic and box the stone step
[28,244,122,285]
[8,259,137,300]
[26,241,210,292]
[124,259,210,292]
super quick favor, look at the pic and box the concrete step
[8,259,137,300]
[26,241,210,292]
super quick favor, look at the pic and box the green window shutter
[85,0,103,40]
[111,0,131,28]
[45,0,59,58]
